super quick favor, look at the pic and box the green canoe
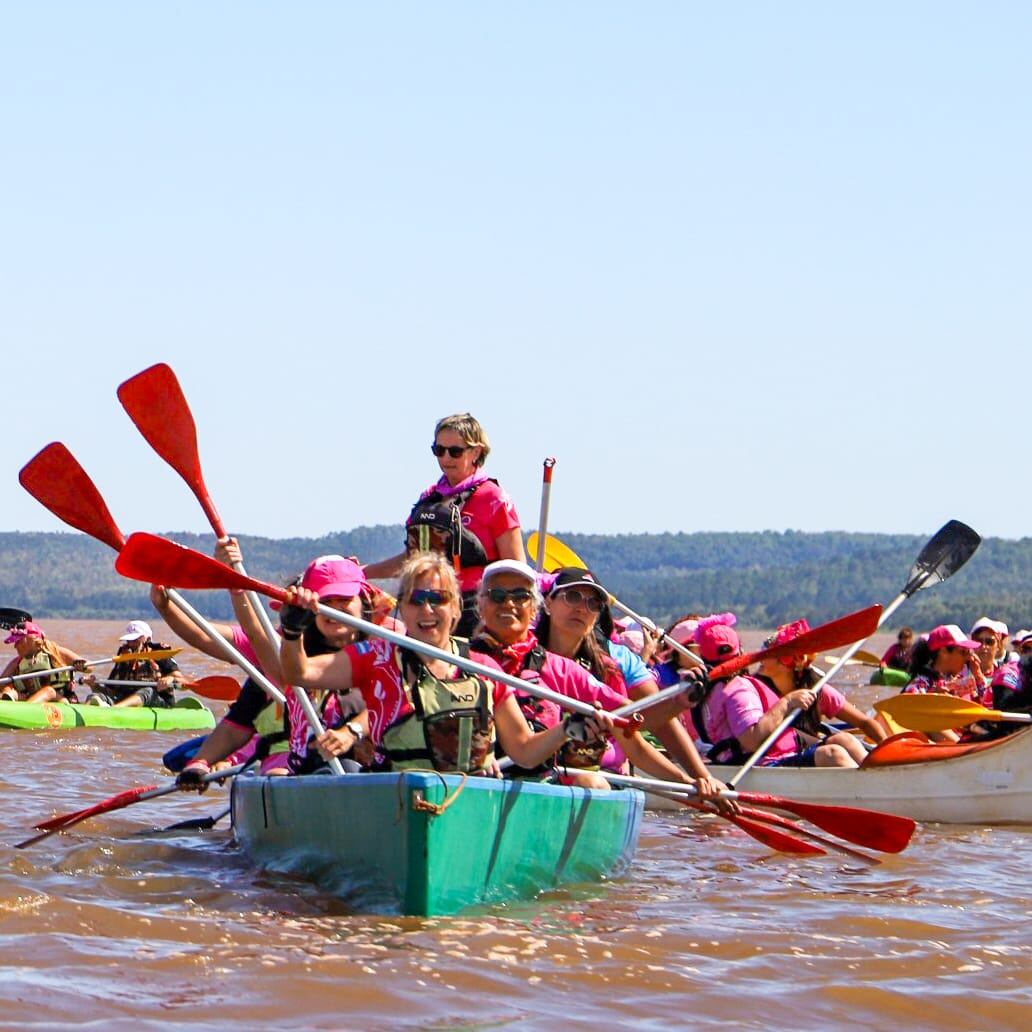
[870,667,910,688]
[0,696,216,731]
[232,771,644,916]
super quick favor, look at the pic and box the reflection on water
[1,621,1031,1029]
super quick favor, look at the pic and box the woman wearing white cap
[82,619,180,708]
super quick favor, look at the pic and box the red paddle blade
[118,364,225,536]
[663,793,825,855]
[736,804,878,864]
[736,792,916,854]
[708,605,883,682]
[116,532,287,602]
[33,785,158,832]
[186,675,242,701]
[19,444,126,552]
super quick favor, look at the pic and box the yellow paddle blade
[524,532,586,573]
[873,693,990,733]
[854,649,883,666]
[111,647,182,664]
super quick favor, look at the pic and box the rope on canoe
[400,769,469,817]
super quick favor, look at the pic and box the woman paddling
[536,568,726,798]
[170,542,372,785]
[280,553,611,776]
[694,616,885,768]
[81,620,180,708]
[465,559,720,797]
[362,413,525,636]
[1,622,85,703]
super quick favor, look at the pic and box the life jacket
[380,640,495,773]
[405,479,497,572]
[16,650,72,698]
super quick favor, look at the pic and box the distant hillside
[3,527,1031,632]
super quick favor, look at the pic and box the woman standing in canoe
[535,568,725,797]
[280,553,612,776]
[0,622,85,703]
[362,413,525,637]
[694,617,885,768]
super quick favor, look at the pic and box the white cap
[481,559,538,586]
[1013,629,1031,645]
[120,619,153,642]
[970,617,1008,639]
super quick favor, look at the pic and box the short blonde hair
[398,553,462,631]
[434,413,490,467]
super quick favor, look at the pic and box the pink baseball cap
[4,621,43,645]
[271,555,368,610]
[927,624,981,651]
[695,623,741,663]
[669,619,699,647]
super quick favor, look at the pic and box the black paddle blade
[903,520,981,597]
[0,608,32,631]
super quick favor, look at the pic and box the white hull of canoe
[645,727,1032,825]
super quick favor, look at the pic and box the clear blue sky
[3,3,1029,544]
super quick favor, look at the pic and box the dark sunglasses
[431,443,471,458]
[974,637,996,646]
[408,589,452,607]
[554,587,604,612]
[1021,644,1032,654]
[485,586,534,606]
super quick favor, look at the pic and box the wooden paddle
[873,694,1032,733]
[117,364,338,766]
[728,520,981,787]
[15,763,247,849]
[532,458,556,571]
[823,650,882,667]
[599,771,916,853]
[0,607,33,631]
[0,648,182,688]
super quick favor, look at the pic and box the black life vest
[405,480,497,571]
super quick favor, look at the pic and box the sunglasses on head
[431,443,471,458]
[554,587,604,612]
[408,589,451,607]
[485,586,534,606]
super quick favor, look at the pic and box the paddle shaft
[609,598,703,668]
[534,458,556,572]
[728,590,908,788]
[0,650,178,687]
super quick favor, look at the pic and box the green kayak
[0,696,216,731]
[232,771,644,916]
[870,667,910,688]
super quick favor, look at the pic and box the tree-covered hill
[3,527,1031,632]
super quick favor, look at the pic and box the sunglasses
[408,589,452,607]
[974,637,996,647]
[485,586,534,606]
[553,587,604,612]
[431,443,471,458]
[1021,644,1032,654]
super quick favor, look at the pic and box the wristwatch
[345,720,365,743]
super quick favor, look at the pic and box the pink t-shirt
[701,675,847,765]
[417,476,521,592]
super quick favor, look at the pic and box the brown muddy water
[1,620,1030,1030]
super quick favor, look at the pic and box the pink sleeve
[479,481,522,539]
[229,625,261,670]
[722,679,767,739]
[469,649,513,707]
[345,641,379,689]
[818,685,847,719]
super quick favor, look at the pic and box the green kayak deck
[232,771,644,916]
[0,696,216,731]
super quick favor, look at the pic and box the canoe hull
[647,728,1032,824]
[232,772,644,916]
[0,697,216,731]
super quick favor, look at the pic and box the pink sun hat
[926,624,981,651]
[4,621,44,645]
[270,555,368,610]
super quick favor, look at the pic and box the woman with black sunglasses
[363,413,525,636]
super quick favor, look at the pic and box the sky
[3,3,1030,545]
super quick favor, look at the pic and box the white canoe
[645,728,1032,825]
